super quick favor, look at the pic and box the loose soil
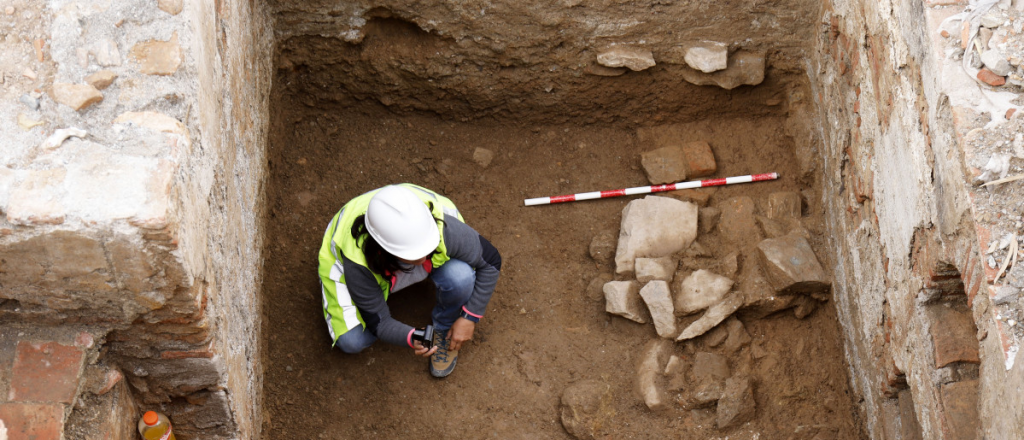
[261,96,868,439]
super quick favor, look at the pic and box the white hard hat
[365,186,440,260]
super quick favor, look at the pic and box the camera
[411,325,434,348]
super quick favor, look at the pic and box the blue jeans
[334,259,475,354]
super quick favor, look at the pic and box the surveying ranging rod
[523,172,780,206]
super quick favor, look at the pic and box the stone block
[718,197,760,245]
[928,306,980,368]
[675,269,734,315]
[635,257,676,283]
[756,233,830,295]
[677,292,743,341]
[681,141,717,177]
[614,196,697,275]
[603,281,647,323]
[6,168,66,225]
[641,145,688,184]
[755,215,793,238]
[637,340,672,411]
[596,46,655,71]
[560,380,613,440]
[684,42,728,73]
[681,51,765,90]
[940,380,980,440]
[767,191,802,219]
[11,341,84,403]
[640,281,677,338]
[130,33,183,76]
[717,376,755,429]
[0,403,64,440]
[51,83,103,111]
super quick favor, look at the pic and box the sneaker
[429,329,458,378]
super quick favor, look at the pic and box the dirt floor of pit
[260,100,868,439]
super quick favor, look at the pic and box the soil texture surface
[261,98,867,439]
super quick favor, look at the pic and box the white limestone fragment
[637,340,672,411]
[640,281,677,338]
[603,281,647,323]
[677,293,743,341]
[615,196,698,274]
[40,128,88,150]
[684,42,728,73]
[675,269,734,315]
[981,50,1012,76]
[635,257,676,283]
[597,46,656,71]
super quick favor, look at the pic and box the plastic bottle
[138,410,177,440]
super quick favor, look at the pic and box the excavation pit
[262,18,865,436]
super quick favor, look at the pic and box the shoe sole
[430,357,458,378]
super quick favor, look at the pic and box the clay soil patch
[261,99,867,438]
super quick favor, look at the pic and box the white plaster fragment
[40,128,87,150]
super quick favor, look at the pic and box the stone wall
[812,0,1024,438]
[0,0,272,438]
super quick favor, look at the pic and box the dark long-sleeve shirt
[342,214,501,346]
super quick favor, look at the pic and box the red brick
[928,306,979,368]
[976,68,1006,87]
[681,141,717,177]
[940,380,980,439]
[0,402,64,440]
[10,341,84,403]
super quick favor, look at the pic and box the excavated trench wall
[2,0,1018,438]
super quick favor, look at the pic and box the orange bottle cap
[143,411,159,426]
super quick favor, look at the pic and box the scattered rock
[637,340,672,410]
[596,46,656,71]
[681,141,717,177]
[560,380,614,440]
[981,50,1012,76]
[158,0,184,15]
[703,324,728,347]
[85,70,118,90]
[113,111,187,135]
[635,257,676,283]
[472,147,494,168]
[587,273,613,301]
[683,242,712,258]
[17,113,43,130]
[718,252,739,277]
[718,197,761,245]
[22,68,37,80]
[717,376,755,429]
[977,68,1006,86]
[589,230,617,263]
[756,232,830,296]
[681,51,765,90]
[993,285,1019,305]
[130,33,183,75]
[19,94,39,110]
[664,355,687,391]
[684,42,728,73]
[677,293,744,341]
[792,295,818,319]
[740,269,805,318]
[89,39,122,67]
[4,6,14,15]
[692,352,730,383]
[603,281,647,323]
[751,343,767,359]
[767,192,802,219]
[722,317,751,353]
[40,128,87,150]
[583,64,627,77]
[640,281,677,338]
[699,206,721,234]
[676,269,734,315]
[755,215,794,238]
[980,11,1004,28]
[614,196,698,275]
[51,83,103,111]
[666,188,712,206]
[641,145,688,184]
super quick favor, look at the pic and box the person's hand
[413,340,437,357]
[449,317,475,351]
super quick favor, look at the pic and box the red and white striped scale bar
[524,172,779,206]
